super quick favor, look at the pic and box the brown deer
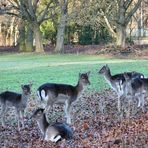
[0,83,32,130]
[37,72,90,124]
[98,64,144,112]
[30,108,73,142]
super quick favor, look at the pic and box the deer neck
[37,113,49,136]
[21,93,30,105]
[103,70,112,84]
[76,81,84,96]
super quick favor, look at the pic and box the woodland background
[0,0,147,54]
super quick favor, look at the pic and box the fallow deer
[98,64,144,111]
[123,72,147,110]
[37,72,90,124]
[30,108,73,142]
[0,83,32,130]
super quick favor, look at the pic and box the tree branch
[124,0,133,11]
[0,5,15,15]
[33,0,40,12]
[38,0,57,24]
[125,0,142,25]
[19,0,33,21]
[28,0,35,19]
[3,12,20,17]
[100,9,117,38]
[41,13,57,22]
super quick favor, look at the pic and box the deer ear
[106,64,109,69]
[21,85,24,89]
[87,71,91,76]
[131,71,136,75]
[79,73,81,77]
[123,72,128,79]
[29,81,33,87]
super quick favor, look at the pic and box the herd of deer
[0,65,147,142]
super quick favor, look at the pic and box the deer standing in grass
[0,84,32,130]
[98,64,144,112]
[30,108,73,142]
[37,72,90,124]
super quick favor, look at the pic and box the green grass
[0,53,148,93]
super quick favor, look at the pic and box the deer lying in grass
[30,108,73,142]
[0,84,32,130]
[98,64,144,112]
[37,72,90,124]
[123,72,147,111]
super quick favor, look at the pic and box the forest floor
[0,89,147,148]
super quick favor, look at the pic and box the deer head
[21,83,32,95]
[30,108,44,120]
[98,64,110,75]
[79,71,91,86]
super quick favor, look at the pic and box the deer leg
[137,96,141,107]
[126,96,132,118]
[64,100,68,117]
[44,92,56,113]
[20,110,25,128]
[16,109,21,131]
[141,93,145,112]
[65,100,71,124]
[1,103,6,127]
[117,95,121,112]
[45,100,55,113]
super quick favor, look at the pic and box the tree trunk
[1,25,7,46]
[0,23,5,46]
[14,25,19,46]
[26,25,33,52]
[9,17,15,46]
[55,0,67,53]
[116,0,126,49]
[33,24,44,53]
[116,25,126,48]
[55,15,66,53]
[18,23,26,52]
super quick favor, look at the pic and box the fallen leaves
[83,123,89,131]
[0,89,147,148]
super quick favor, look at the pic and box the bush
[65,25,112,45]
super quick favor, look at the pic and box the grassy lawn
[0,53,148,93]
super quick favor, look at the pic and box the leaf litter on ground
[0,89,147,148]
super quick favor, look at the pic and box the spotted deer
[30,108,73,142]
[0,83,32,130]
[98,64,144,112]
[37,72,90,124]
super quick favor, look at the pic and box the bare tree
[0,1,19,46]
[115,0,142,48]
[1,0,59,52]
[73,0,142,48]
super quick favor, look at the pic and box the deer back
[0,91,22,105]
[51,122,73,140]
[37,83,77,101]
